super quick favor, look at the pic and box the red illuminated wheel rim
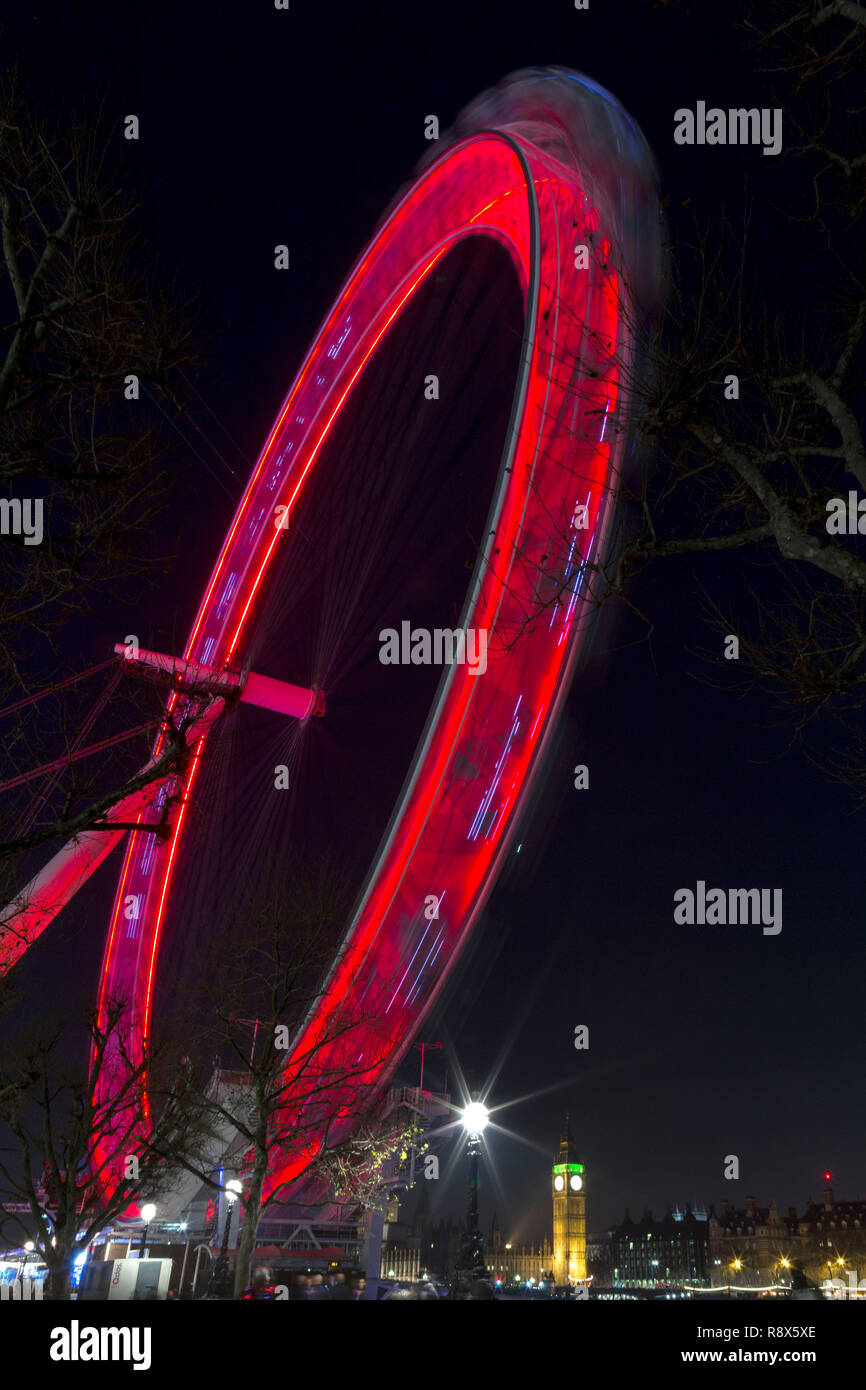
[96,126,634,1192]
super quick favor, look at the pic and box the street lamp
[462,1099,489,1137]
[222,1181,242,1258]
[452,1095,489,1295]
[211,1179,242,1298]
[138,1203,156,1258]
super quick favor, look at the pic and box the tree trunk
[233,1159,268,1298]
[44,1255,73,1301]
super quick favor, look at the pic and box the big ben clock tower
[552,1115,586,1284]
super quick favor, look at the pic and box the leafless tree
[0,998,216,1299]
[505,2,866,797]
[0,65,208,887]
[147,855,410,1297]
[0,69,199,684]
[312,1109,420,1213]
[0,675,229,979]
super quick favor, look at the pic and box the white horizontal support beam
[114,644,325,720]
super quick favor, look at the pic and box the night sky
[4,1,863,1244]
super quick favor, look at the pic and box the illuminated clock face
[554,1175,565,1191]
[570,1175,583,1191]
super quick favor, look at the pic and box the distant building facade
[610,1205,710,1287]
[794,1187,866,1288]
[708,1197,798,1287]
[487,1226,552,1286]
[587,1232,612,1284]
[379,1238,421,1282]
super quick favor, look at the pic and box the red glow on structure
[93,129,635,1201]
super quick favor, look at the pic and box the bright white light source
[462,1100,489,1134]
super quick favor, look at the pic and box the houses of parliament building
[379,1115,586,1286]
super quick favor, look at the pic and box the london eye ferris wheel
[1,67,664,1203]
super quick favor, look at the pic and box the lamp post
[452,1095,489,1296]
[222,1181,242,1260]
[138,1204,156,1259]
[210,1179,242,1299]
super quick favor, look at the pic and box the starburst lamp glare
[462,1100,489,1136]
